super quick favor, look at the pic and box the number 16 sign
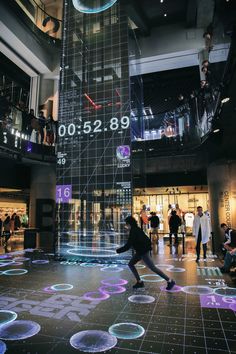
[56,185,72,203]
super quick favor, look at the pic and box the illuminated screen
[56,1,132,262]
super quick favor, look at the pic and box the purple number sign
[56,185,72,203]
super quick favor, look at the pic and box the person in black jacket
[116,216,176,290]
[169,210,181,245]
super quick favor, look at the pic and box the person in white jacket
[192,206,211,262]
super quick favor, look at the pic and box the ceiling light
[213,128,220,133]
[164,13,167,17]
[160,0,164,3]
[221,97,230,104]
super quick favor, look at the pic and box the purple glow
[0,255,12,259]
[0,320,41,340]
[160,284,183,293]
[99,285,126,294]
[11,262,23,266]
[101,278,128,286]
[43,286,56,294]
[83,292,110,301]
[32,260,49,264]
[56,185,72,203]
[200,293,236,310]
[229,303,236,312]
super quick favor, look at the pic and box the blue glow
[214,287,236,297]
[0,311,17,326]
[67,241,119,249]
[67,249,117,258]
[0,320,40,340]
[80,263,99,267]
[72,0,118,14]
[108,322,145,339]
[3,269,28,276]
[0,340,6,354]
[182,286,214,295]
[140,274,165,282]
[128,295,155,304]
[50,284,73,291]
[32,260,49,264]
[70,330,117,352]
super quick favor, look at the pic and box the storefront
[133,186,209,234]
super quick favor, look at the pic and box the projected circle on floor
[101,278,128,286]
[80,263,99,267]
[32,260,49,264]
[136,264,146,269]
[182,286,214,295]
[43,286,56,294]
[72,0,118,14]
[166,267,186,272]
[0,340,6,354]
[99,285,126,294]
[3,269,28,276]
[214,287,236,297]
[128,295,155,303]
[13,257,30,262]
[50,284,73,291]
[100,266,124,273]
[83,292,110,301]
[67,249,117,258]
[0,320,40,340]
[160,284,183,293]
[0,311,17,326]
[67,241,119,249]
[109,322,145,339]
[70,330,117,352]
[140,274,165,282]
[155,264,174,269]
[10,262,23,266]
[0,255,12,259]
[0,260,15,264]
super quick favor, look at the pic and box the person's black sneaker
[133,281,144,289]
[166,280,176,291]
[195,258,200,263]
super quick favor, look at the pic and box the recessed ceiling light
[221,97,230,104]
[213,128,220,133]
[160,0,164,3]
[164,13,167,17]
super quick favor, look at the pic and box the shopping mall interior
[0,0,236,353]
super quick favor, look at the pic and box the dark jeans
[196,228,207,259]
[223,252,236,271]
[129,252,170,282]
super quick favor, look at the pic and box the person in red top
[116,216,176,290]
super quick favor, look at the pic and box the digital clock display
[58,116,130,137]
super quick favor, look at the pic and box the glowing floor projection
[69,330,117,352]
[32,260,49,264]
[109,322,145,339]
[128,295,155,303]
[2,269,28,276]
[0,340,6,354]
[0,245,235,354]
[0,311,17,326]
[0,320,41,340]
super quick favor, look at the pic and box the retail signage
[56,185,72,203]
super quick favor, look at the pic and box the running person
[116,216,176,290]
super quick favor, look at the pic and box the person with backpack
[116,216,176,290]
